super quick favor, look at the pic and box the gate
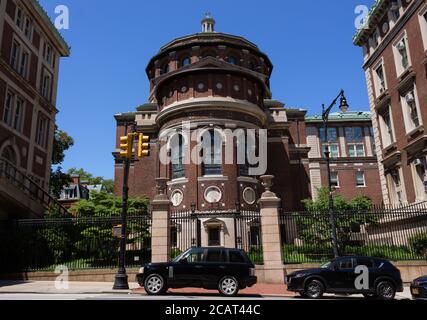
[170,209,263,264]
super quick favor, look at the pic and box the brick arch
[0,140,21,167]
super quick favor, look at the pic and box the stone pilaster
[258,175,284,284]
[151,178,171,263]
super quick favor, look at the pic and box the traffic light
[119,134,133,159]
[138,133,150,158]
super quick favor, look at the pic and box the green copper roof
[353,0,385,46]
[306,111,372,123]
[31,0,70,56]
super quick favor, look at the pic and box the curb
[0,290,134,295]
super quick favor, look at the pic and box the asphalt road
[0,293,413,300]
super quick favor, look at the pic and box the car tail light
[250,268,256,276]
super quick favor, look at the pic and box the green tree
[297,187,376,251]
[49,127,74,197]
[70,192,150,266]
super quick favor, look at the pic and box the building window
[23,16,33,40]
[369,30,379,50]
[345,127,365,157]
[393,34,411,76]
[2,91,25,133]
[227,56,237,65]
[36,115,49,147]
[2,91,14,127]
[374,63,387,96]
[368,127,376,156]
[43,42,54,66]
[202,131,222,176]
[319,127,339,158]
[330,172,339,188]
[412,158,427,201]
[13,97,24,132]
[160,63,169,75]
[10,39,29,79]
[418,6,427,51]
[379,108,395,148]
[390,0,401,21]
[181,57,191,67]
[387,168,405,204]
[171,134,185,180]
[238,136,257,177]
[41,71,52,100]
[15,7,24,29]
[401,89,421,132]
[10,40,21,70]
[356,171,366,187]
[18,50,29,78]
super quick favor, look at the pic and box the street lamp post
[322,90,349,258]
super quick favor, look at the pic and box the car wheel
[304,279,325,299]
[376,281,396,300]
[144,274,166,295]
[218,276,239,297]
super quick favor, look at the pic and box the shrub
[409,233,427,258]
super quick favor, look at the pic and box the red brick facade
[354,0,427,205]
[0,0,69,217]
[113,18,383,210]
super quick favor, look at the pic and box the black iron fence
[279,204,427,264]
[170,210,263,264]
[0,213,151,272]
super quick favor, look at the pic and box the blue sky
[40,0,375,179]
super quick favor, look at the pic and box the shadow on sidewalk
[0,280,31,288]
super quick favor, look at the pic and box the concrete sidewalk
[0,281,138,294]
[0,281,413,299]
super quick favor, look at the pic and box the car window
[184,248,204,263]
[338,258,353,270]
[356,258,374,268]
[206,249,224,263]
[229,250,245,263]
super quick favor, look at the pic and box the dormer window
[161,63,169,75]
[181,57,191,67]
[227,56,237,65]
[390,0,401,21]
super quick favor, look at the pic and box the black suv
[136,247,257,296]
[286,256,403,300]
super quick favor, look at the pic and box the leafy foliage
[49,127,74,197]
[409,232,427,258]
[297,187,376,253]
[70,192,148,217]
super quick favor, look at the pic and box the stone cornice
[156,97,268,127]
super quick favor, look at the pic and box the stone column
[151,177,171,263]
[259,175,284,284]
